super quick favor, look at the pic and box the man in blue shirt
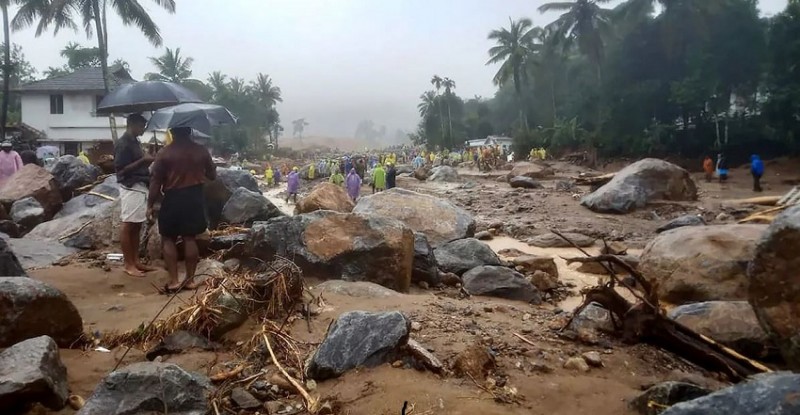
[750,154,764,192]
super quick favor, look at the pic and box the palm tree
[13,0,176,142]
[430,75,446,138]
[487,17,541,131]
[1,0,13,140]
[145,47,193,83]
[528,28,565,125]
[207,71,228,101]
[538,0,613,82]
[443,77,456,138]
[292,118,308,140]
[250,73,282,108]
[417,91,436,117]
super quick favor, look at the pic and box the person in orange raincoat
[703,155,714,182]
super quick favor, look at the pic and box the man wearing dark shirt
[148,127,216,293]
[114,114,155,277]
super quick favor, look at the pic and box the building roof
[15,66,135,93]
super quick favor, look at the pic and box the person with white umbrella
[147,126,216,293]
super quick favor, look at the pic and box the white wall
[21,93,127,142]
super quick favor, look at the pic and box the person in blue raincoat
[750,154,764,192]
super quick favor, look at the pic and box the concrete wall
[21,93,127,142]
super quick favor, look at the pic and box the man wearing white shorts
[114,114,155,277]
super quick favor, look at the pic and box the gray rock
[205,168,262,228]
[668,301,776,360]
[222,187,283,225]
[462,265,541,303]
[434,238,501,275]
[230,387,261,409]
[661,372,800,415]
[509,176,543,189]
[54,175,118,219]
[211,291,248,339]
[195,259,226,283]
[528,232,595,248]
[568,302,614,333]
[306,311,410,380]
[475,230,493,240]
[145,330,217,361]
[0,238,26,276]
[77,362,211,415]
[748,205,800,369]
[217,167,260,194]
[511,255,559,278]
[0,335,69,411]
[222,258,240,272]
[25,202,109,243]
[247,211,414,292]
[6,239,77,270]
[314,280,401,299]
[353,188,476,247]
[656,215,706,233]
[46,155,100,199]
[0,277,83,347]
[428,166,459,182]
[564,356,590,372]
[412,232,439,286]
[630,382,711,415]
[405,339,443,373]
[530,270,558,291]
[581,158,697,214]
[10,197,46,230]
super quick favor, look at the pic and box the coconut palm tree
[207,71,228,101]
[417,90,436,117]
[538,0,613,82]
[487,17,541,131]
[430,75,446,137]
[292,118,308,140]
[443,77,456,137]
[250,73,282,108]
[145,47,193,83]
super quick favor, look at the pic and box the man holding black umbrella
[148,126,216,293]
[115,114,156,277]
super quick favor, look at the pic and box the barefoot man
[147,127,216,293]
[114,114,156,277]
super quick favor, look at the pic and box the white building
[17,66,134,156]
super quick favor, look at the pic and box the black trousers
[753,173,763,192]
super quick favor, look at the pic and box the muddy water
[261,181,295,216]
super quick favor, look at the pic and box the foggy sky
[9,0,789,138]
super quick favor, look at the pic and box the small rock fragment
[564,356,590,372]
[582,351,603,368]
[230,387,261,410]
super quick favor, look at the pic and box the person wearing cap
[0,141,22,186]
[286,167,300,204]
[148,126,216,294]
[114,114,155,277]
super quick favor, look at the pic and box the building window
[63,142,78,156]
[50,94,64,114]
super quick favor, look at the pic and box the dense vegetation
[415,0,800,163]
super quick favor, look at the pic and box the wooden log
[730,196,781,206]
[574,172,615,186]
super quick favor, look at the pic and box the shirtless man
[147,127,216,293]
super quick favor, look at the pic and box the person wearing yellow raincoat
[329,169,344,186]
[264,165,275,187]
[78,150,90,164]
[308,163,316,180]
[429,152,435,164]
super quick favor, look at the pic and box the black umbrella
[145,103,237,134]
[96,81,203,115]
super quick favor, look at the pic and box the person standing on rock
[0,141,23,186]
[286,167,300,204]
[147,127,216,293]
[372,163,386,193]
[346,168,361,201]
[750,154,764,192]
[386,163,397,190]
[114,114,156,278]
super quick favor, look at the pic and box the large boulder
[656,214,706,234]
[0,164,62,218]
[295,182,355,214]
[428,166,459,182]
[306,311,410,380]
[46,155,100,199]
[10,197,45,230]
[668,301,774,360]
[748,206,800,370]
[660,372,800,415]
[581,158,697,213]
[6,239,77,270]
[640,225,765,304]
[0,336,69,411]
[528,232,595,248]
[353,188,475,247]
[506,161,555,180]
[0,277,83,347]
[462,265,541,303]
[314,280,401,299]
[509,176,543,189]
[57,200,121,250]
[247,211,414,292]
[77,362,211,415]
[434,238,501,275]
[629,382,710,415]
[0,238,26,276]
[205,168,261,228]
[222,187,283,225]
[54,175,118,219]
[25,202,112,245]
[412,232,439,285]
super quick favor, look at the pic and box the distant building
[16,66,134,156]
[465,135,514,153]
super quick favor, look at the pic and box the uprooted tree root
[100,256,337,414]
[552,230,771,382]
